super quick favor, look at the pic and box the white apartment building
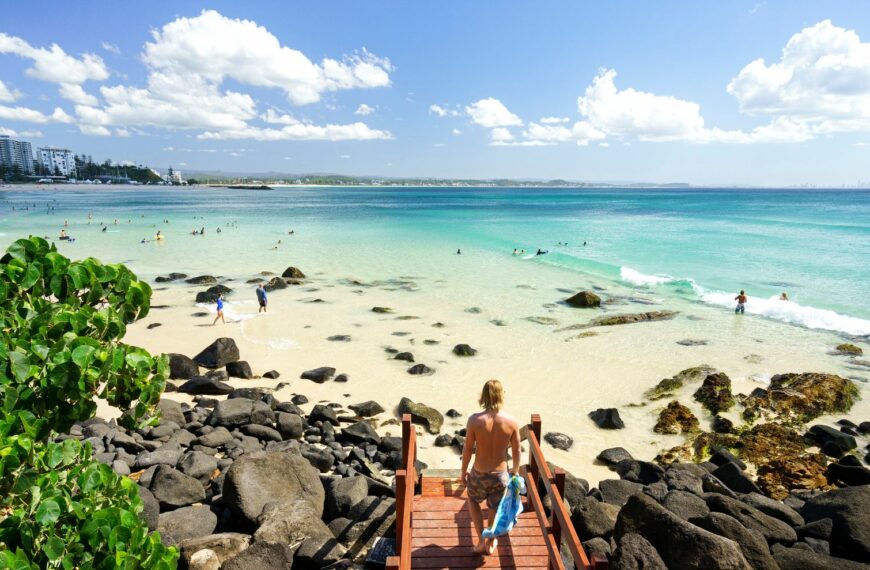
[0,135,34,174]
[38,146,76,177]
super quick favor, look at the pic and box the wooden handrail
[524,471,566,570]
[527,417,604,570]
[386,414,417,570]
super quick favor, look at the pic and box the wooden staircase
[386,414,608,570]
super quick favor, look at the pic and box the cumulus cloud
[197,121,391,141]
[466,98,522,127]
[522,120,606,146]
[539,116,569,124]
[727,20,870,136]
[0,104,73,124]
[489,127,514,142]
[429,104,460,117]
[355,103,375,115]
[0,126,42,137]
[0,80,21,102]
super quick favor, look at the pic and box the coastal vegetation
[0,237,176,567]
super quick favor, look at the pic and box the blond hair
[479,379,504,411]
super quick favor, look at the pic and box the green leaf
[35,499,61,525]
[44,536,65,560]
[45,443,64,468]
[8,352,32,382]
[71,345,96,369]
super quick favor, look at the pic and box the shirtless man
[734,289,748,314]
[461,379,521,555]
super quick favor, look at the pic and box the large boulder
[137,486,159,531]
[282,266,306,279]
[662,490,709,521]
[615,494,752,569]
[149,466,206,509]
[222,451,325,527]
[692,512,779,570]
[226,361,254,379]
[599,479,644,507]
[589,408,625,429]
[193,338,240,369]
[349,400,385,417]
[341,421,380,446]
[398,397,443,434]
[566,290,601,308]
[452,344,477,356]
[611,533,667,570]
[208,398,275,428]
[222,541,295,570]
[263,276,288,292]
[179,450,219,480]
[178,376,234,396]
[742,372,858,423]
[570,496,620,539]
[598,447,634,466]
[254,499,333,544]
[772,545,869,570]
[710,462,762,495]
[801,485,870,562]
[693,372,735,414]
[705,494,797,545]
[276,412,304,440]
[134,443,183,470]
[742,492,805,527]
[300,366,336,383]
[645,365,717,401]
[157,505,217,546]
[293,536,347,569]
[169,353,200,379]
[155,398,186,427]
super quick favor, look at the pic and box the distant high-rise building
[0,135,34,174]
[37,146,76,177]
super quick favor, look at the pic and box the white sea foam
[696,288,870,336]
[620,266,676,286]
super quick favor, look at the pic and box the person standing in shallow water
[735,289,747,314]
[212,293,226,325]
[256,283,268,313]
[461,379,521,555]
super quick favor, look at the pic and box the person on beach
[256,283,268,313]
[780,292,789,301]
[735,290,747,314]
[457,249,462,254]
[461,379,521,555]
[212,294,226,325]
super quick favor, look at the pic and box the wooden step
[410,554,549,568]
[412,526,544,539]
[412,535,546,548]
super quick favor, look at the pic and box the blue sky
[1,1,869,185]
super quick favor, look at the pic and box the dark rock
[446,409,462,418]
[614,494,752,569]
[828,462,870,486]
[349,400,385,417]
[277,412,304,439]
[193,338,240,369]
[836,343,864,356]
[397,397,443,434]
[134,443,183,469]
[149,465,206,509]
[169,353,200,379]
[434,434,452,447]
[310,404,340,426]
[742,372,859,424]
[589,408,625,429]
[222,451,325,527]
[807,424,857,457]
[677,339,708,346]
[241,424,282,442]
[570,496,620,539]
[228,387,273,404]
[772,545,869,570]
[712,415,735,434]
[186,275,217,285]
[709,446,747,470]
[663,465,705,495]
[371,306,392,313]
[599,479,644,507]
[193,426,234,448]
[282,266,306,279]
[327,334,351,342]
[178,533,251,569]
[325,476,369,521]
[705,493,798,544]
[616,460,665,485]
[225,361,253,379]
[334,373,349,383]
[644,365,716,400]
[796,518,834,541]
[452,344,477,356]
[254,499,332,544]
[597,447,634,466]
[663,490,709,520]
[156,398,186,427]
[222,541,295,569]
[565,290,601,308]
[263,370,280,379]
[157,505,217,546]
[301,446,335,473]
[301,366,335,383]
[263,276,288,291]
[693,372,735,414]
[742,492,805,527]
[208,398,275,428]
[394,352,414,362]
[588,311,678,327]
[293,536,347,569]
[137,486,159,531]
[710,462,761,494]
[407,363,433,375]
[544,432,573,451]
[581,537,611,560]
[342,421,380,445]
[692,512,779,570]
[611,533,668,569]
[178,450,218,480]
[801,485,870,562]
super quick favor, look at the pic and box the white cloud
[0,80,21,102]
[599,142,609,147]
[522,120,606,146]
[197,122,391,141]
[748,2,766,15]
[80,124,111,136]
[355,103,375,115]
[0,126,42,137]
[340,154,351,158]
[262,109,299,125]
[452,128,462,135]
[466,98,523,127]
[433,143,446,147]
[727,20,870,136]
[856,141,868,146]
[58,84,98,106]
[101,42,121,55]
[0,104,73,124]
[489,127,514,142]
[539,116,569,124]
[429,104,460,117]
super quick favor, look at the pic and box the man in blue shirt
[256,283,268,313]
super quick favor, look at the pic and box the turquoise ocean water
[1,186,868,336]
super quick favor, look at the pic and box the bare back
[466,410,519,472]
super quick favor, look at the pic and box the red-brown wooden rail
[386,414,608,570]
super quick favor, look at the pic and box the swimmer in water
[101,226,107,233]
[457,249,462,255]
[779,292,789,301]
[734,290,747,314]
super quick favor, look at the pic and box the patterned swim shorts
[466,469,509,508]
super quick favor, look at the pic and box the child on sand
[212,294,226,325]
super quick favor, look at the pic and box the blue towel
[481,474,526,539]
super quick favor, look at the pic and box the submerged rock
[452,344,477,356]
[281,266,306,279]
[565,290,601,308]
[589,408,625,429]
[693,372,735,414]
[836,343,863,356]
[588,311,678,327]
[644,365,716,400]
[653,401,699,435]
[742,372,859,423]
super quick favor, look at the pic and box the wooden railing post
[552,468,566,569]
[529,414,542,484]
[394,469,407,563]
[402,414,412,466]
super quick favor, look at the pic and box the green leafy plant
[0,236,177,567]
